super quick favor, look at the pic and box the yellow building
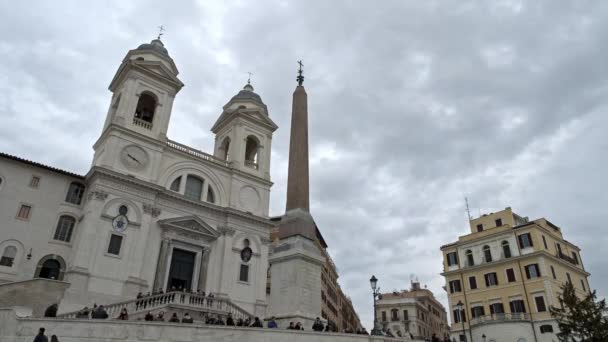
[440,207,591,342]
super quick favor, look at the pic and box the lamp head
[370,275,378,290]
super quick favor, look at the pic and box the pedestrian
[33,328,48,342]
[51,335,59,342]
[144,311,154,321]
[182,313,193,323]
[244,317,251,327]
[326,325,332,332]
[169,313,180,323]
[226,313,235,326]
[236,318,244,326]
[156,311,165,321]
[312,317,324,332]
[386,328,394,337]
[118,308,128,320]
[287,322,295,329]
[432,333,440,342]
[250,317,263,328]
[91,305,108,319]
[295,322,303,330]
[267,316,278,328]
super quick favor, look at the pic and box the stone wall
[0,308,420,342]
[0,279,69,317]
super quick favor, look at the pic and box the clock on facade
[112,214,129,232]
[120,145,149,170]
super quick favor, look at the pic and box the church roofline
[0,152,84,179]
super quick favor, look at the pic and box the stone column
[153,239,171,291]
[198,248,210,292]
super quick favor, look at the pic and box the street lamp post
[370,275,382,336]
[456,300,466,342]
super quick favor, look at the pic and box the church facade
[0,38,277,316]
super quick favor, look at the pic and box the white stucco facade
[0,38,277,317]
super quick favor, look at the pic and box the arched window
[502,241,511,258]
[483,245,492,263]
[207,186,215,204]
[65,182,85,205]
[170,176,181,192]
[38,259,61,280]
[184,175,204,201]
[244,136,259,169]
[0,246,17,267]
[466,250,474,266]
[220,137,231,161]
[53,215,76,242]
[134,92,157,123]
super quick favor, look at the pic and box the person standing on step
[33,328,48,342]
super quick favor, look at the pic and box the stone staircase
[57,291,252,322]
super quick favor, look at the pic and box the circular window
[118,205,128,215]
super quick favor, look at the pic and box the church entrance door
[167,248,196,290]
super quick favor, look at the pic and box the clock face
[120,145,149,171]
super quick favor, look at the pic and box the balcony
[557,251,578,265]
[244,160,259,170]
[470,313,531,326]
[166,139,230,167]
[133,117,152,130]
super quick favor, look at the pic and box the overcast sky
[1,0,607,329]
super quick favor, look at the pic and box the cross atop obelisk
[157,25,165,40]
[297,60,304,86]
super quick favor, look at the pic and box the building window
[510,300,526,313]
[16,204,32,220]
[465,250,474,266]
[534,296,547,312]
[391,309,399,321]
[38,259,61,279]
[571,252,579,265]
[453,309,465,323]
[489,302,504,315]
[525,264,541,279]
[403,310,408,321]
[0,246,17,267]
[581,279,586,292]
[495,218,502,227]
[449,280,462,293]
[170,176,181,192]
[506,268,516,282]
[518,233,533,249]
[381,311,387,322]
[184,175,204,201]
[483,245,492,262]
[471,306,485,318]
[107,234,123,255]
[542,235,548,249]
[134,92,157,123]
[502,241,511,258]
[239,264,249,282]
[540,325,554,333]
[484,272,499,287]
[447,252,459,266]
[566,272,572,284]
[469,276,477,290]
[476,224,483,232]
[551,265,557,279]
[65,182,85,205]
[244,136,260,169]
[53,215,76,242]
[29,176,40,188]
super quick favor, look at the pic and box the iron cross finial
[247,71,253,85]
[157,25,165,40]
[297,60,304,86]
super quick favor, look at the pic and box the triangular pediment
[211,109,278,133]
[158,215,219,240]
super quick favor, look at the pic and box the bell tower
[210,81,278,180]
[101,38,184,140]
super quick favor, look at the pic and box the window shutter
[461,309,466,322]
[489,304,494,315]
[535,264,541,277]
[449,281,454,293]
[528,234,533,246]
[525,265,531,279]
[509,301,515,313]
[484,274,490,287]
[453,310,458,322]
[518,235,523,248]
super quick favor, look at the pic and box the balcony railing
[557,251,578,265]
[166,139,230,167]
[133,117,153,130]
[244,160,259,170]
[470,313,531,326]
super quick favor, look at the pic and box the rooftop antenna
[247,71,253,85]
[297,60,304,85]
[157,25,165,40]
[465,197,472,220]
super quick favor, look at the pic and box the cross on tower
[297,60,304,86]
[157,25,165,40]
[247,72,253,85]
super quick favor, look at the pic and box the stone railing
[133,117,153,130]
[166,139,230,167]
[557,251,578,265]
[470,312,531,326]
[244,160,258,170]
[57,292,252,321]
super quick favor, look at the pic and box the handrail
[166,139,230,167]
[57,292,253,321]
[470,312,531,326]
